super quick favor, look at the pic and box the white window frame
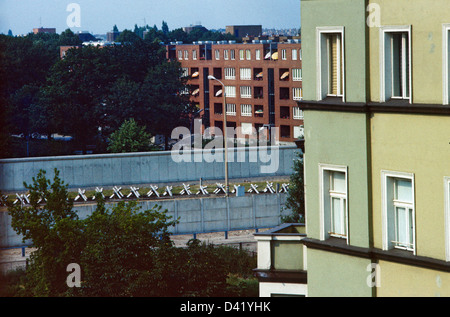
[241,104,252,117]
[240,86,252,99]
[224,68,236,80]
[224,49,229,60]
[230,49,235,60]
[444,176,450,261]
[246,49,251,60]
[239,49,245,60]
[293,107,303,119]
[293,88,303,101]
[240,68,252,80]
[293,68,302,81]
[443,24,450,105]
[226,103,236,116]
[256,49,261,60]
[316,26,345,102]
[215,49,220,60]
[381,170,416,254]
[281,49,287,60]
[379,26,412,103]
[319,164,349,243]
[225,86,236,98]
[184,50,188,60]
[292,49,298,60]
[178,50,182,60]
[193,50,197,60]
[299,49,302,60]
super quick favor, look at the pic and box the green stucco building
[300,0,450,296]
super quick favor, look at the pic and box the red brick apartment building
[166,40,303,143]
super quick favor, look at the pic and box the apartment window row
[316,25,450,104]
[317,166,450,256]
[179,47,302,62]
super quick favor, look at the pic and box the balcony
[253,223,307,297]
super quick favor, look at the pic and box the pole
[208,76,229,197]
[223,88,229,197]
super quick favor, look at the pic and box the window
[225,86,236,98]
[230,49,235,60]
[319,164,348,241]
[281,49,287,60]
[193,50,197,60]
[443,24,450,105]
[293,88,303,100]
[240,86,252,98]
[178,50,182,60]
[184,50,188,60]
[239,49,245,60]
[380,26,411,103]
[224,67,236,80]
[292,69,302,81]
[381,171,415,253]
[240,68,251,80]
[292,49,298,60]
[299,49,302,60]
[215,49,220,60]
[226,103,236,116]
[246,49,251,60]
[329,171,347,237]
[181,67,189,78]
[327,34,343,97]
[224,49,229,60]
[256,49,261,60]
[317,27,345,100]
[293,107,303,119]
[241,104,252,117]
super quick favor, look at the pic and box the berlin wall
[0,146,299,192]
[0,193,291,249]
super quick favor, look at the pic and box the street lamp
[208,75,229,196]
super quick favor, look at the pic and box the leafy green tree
[8,169,78,296]
[107,118,152,153]
[8,169,178,297]
[282,151,305,223]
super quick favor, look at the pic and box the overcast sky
[0,0,301,35]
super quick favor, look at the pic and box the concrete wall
[0,146,299,192]
[0,193,291,249]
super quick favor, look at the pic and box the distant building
[183,25,208,34]
[225,25,262,39]
[76,31,98,42]
[107,31,120,42]
[166,38,303,143]
[33,27,56,34]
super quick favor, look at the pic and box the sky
[0,0,301,36]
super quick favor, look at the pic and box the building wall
[304,110,371,248]
[0,146,299,192]
[368,0,450,104]
[0,193,290,248]
[377,261,450,297]
[168,41,303,142]
[371,113,450,260]
[306,248,373,297]
[300,0,368,103]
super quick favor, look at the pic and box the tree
[282,151,305,223]
[107,118,152,153]
[8,168,177,297]
[113,24,119,33]
[8,169,78,296]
